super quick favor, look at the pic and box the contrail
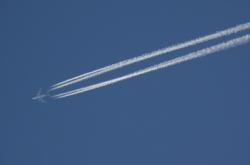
[50,22,250,91]
[52,34,250,99]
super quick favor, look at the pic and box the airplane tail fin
[46,91,50,96]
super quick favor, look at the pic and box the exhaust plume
[50,22,250,91]
[52,34,250,98]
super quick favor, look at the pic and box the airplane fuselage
[32,94,46,100]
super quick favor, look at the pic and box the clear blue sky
[1,1,250,164]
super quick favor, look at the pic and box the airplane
[32,88,49,103]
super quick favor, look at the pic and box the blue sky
[1,1,250,164]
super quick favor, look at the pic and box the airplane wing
[38,97,46,103]
[37,88,42,95]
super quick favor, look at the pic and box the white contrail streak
[50,22,250,91]
[52,34,250,99]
